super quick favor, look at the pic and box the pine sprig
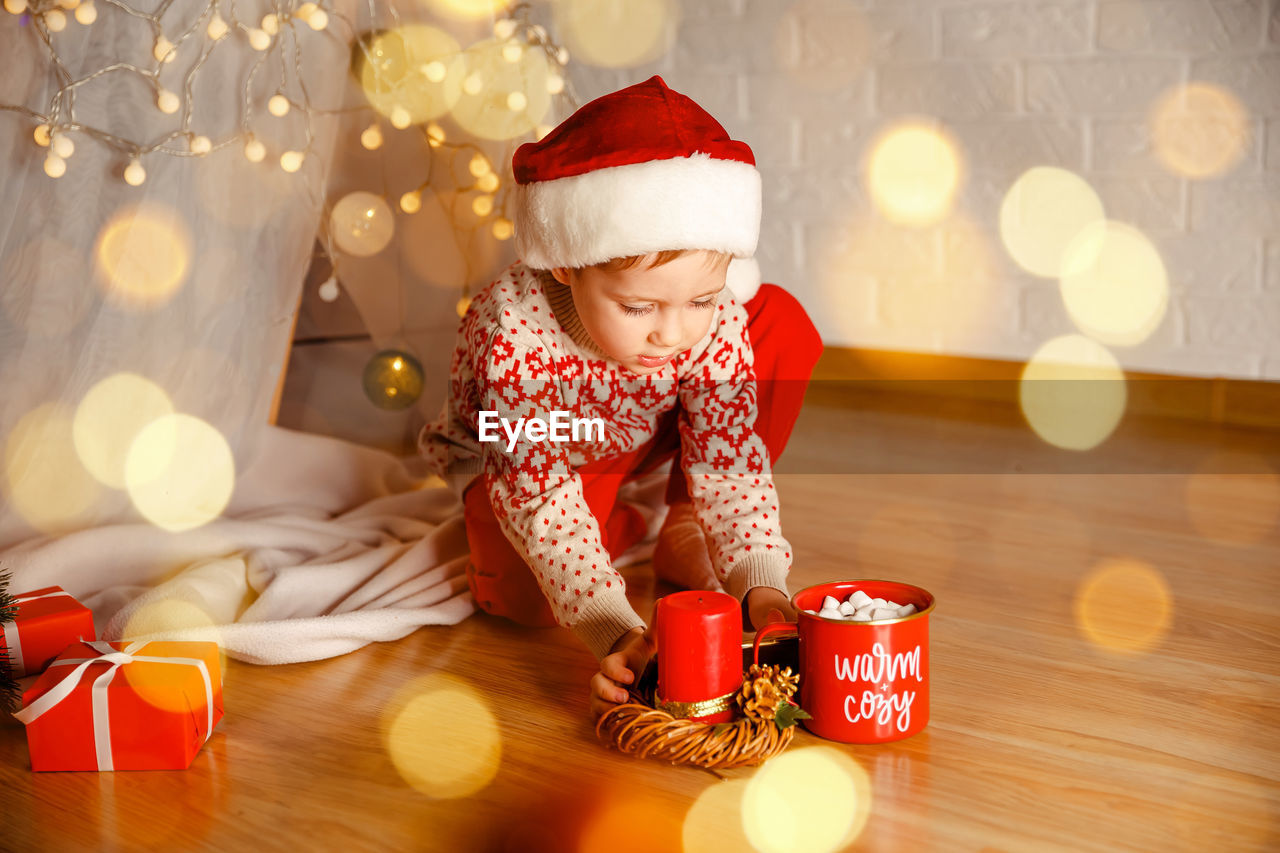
[0,567,19,714]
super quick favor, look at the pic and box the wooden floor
[3,390,1278,852]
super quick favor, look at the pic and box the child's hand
[745,587,797,632]
[590,626,654,719]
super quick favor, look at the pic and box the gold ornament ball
[362,350,424,411]
[331,191,395,257]
[268,94,291,117]
[244,138,266,163]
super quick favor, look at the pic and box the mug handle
[752,621,798,667]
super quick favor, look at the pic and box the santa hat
[512,75,762,302]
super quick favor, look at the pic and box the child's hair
[591,249,733,273]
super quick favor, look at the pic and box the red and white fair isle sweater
[420,262,792,659]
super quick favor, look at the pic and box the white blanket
[1,426,475,665]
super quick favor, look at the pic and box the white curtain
[0,1,474,663]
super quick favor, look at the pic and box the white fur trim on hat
[514,153,761,270]
[724,257,761,303]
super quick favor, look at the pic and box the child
[419,76,822,717]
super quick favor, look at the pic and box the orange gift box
[15,640,224,771]
[1,586,96,677]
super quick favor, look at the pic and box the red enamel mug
[754,580,935,744]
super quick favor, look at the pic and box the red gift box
[14,639,224,771]
[1,586,96,677]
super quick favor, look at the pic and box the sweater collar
[540,270,606,357]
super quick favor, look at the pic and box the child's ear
[550,267,571,286]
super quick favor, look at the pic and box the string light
[390,106,412,130]
[502,42,523,63]
[268,94,291,117]
[50,134,74,159]
[43,153,66,178]
[153,35,176,63]
[318,275,340,301]
[493,18,517,40]
[472,195,493,216]
[156,88,180,114]
[45,9,67,31]
[74,0,96,24]
[361,123,384,150]
[476,172,499,193]
[491,218,513,240]
[422,61,447,83]
[468,152,491,177]
[244,138,266,163]
[280,150,305,173]
[190,135,212,155]
[3,0,28,14]
[206,13,228,40]
[306,8,327,29]
[506,91,527,111]
[260,13,279,35]
[248,28,271,51]
[33,124,50,146]
[123,158,147,186]
[400,190,422,213]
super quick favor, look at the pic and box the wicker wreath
[596,664,809,769]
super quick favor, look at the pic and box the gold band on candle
[655,690,737,720]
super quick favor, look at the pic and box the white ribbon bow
[1,589,78,677]
[13,639,217,771]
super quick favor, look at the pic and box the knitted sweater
[419,262,792,659]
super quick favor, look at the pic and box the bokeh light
[1074,558,1172,655]
[356,26,463,126]
[554,0,676,68]
[423,0,508,21]
[577,787,683,852]
[683,780,753,853]
[94,203,192,309]
[1185,452,1280,546]
[4,402,102,533]
[1150,82,1250,180]
[331,191,396,258]
[121,598,226,714]
[1020,335,1127,451]
[1,237,93,336]
[124,414,235,532]
[818,214,996,348]
[73,372,174,489]
[867,122,962,228]
[742,747,872,853]
[1059,220,1168,347]
[451,38,551,141]
[382,672,501,799]
[999,167,1106,278]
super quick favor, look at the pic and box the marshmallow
[854,605,877,619]
[818,608,842,621]
[848,590,873,608]
[822,595,841,612]
[884,600,902,610]
[803,609,816,615]
[871,607,901,620]
[850,610,871,621]
[871,598,887,609]
[838,601,856,616]
[898,604,917,617]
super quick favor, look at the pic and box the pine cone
[737,667,784,720]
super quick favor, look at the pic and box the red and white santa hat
[512,75,762,301]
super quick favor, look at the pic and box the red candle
[655,590,742,724]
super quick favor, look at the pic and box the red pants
[464,284,823,627]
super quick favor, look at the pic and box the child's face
[552,252,729,375]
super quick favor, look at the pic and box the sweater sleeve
[477,329,645,659]
[677,304,793,603]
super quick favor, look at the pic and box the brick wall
[561,0,1280,380]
